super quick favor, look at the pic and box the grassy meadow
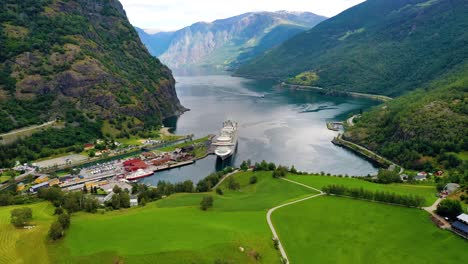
[287,174,438,206]
[0,171,465,264]
[272,196,468,264]
[47,171,312,263]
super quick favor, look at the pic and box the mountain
[0,0,184,135]
[137,11,326,69]
[237,0,468,97]
[346,63,468,173]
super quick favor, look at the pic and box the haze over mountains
[136,11,326,70]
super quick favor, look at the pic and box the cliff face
[137,11,326,70]
[0,0,184,133]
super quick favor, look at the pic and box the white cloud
[119,0,365,31]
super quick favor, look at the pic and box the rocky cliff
[0,0,184,133]
[137,11,326,70]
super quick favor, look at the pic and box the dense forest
[237,0,468,97]
[346,64,468,180]
[0,0,183,134]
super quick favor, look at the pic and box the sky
[119,0,365,32]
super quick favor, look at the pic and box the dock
[151,160,195,172]
[326,122,343,131]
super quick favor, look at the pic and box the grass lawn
[0,175,11,183]
[287,174,438,206]
[272,196,468,264]
[0,202,55,264]
[47,171,313,263]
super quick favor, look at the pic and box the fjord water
[142,74,379,185]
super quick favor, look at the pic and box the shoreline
[280,83,393,102]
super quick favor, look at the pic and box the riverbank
[281,83,393,102]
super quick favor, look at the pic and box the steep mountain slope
[346,63,468,173]
[237,0,468,97]
[137,11,326,69]
[0,0,184,134]
[135,28,174,57]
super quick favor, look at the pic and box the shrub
[216,188,223,195]
[48,221,64,240]
[200,196,213,211]
[10,207,32,227]
[58,213,70,229]
[249,176,258,184]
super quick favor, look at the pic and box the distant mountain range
[136,11,326,70]
[236,0,468,97]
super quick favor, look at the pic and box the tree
[227,177,240,190]
[289,165,297,174]
[216,188,223,195]
[10,208,32,227]
[119,192,131,208]
[113,185,122,194]
[58,213,70,229]
[84,196,99,213]
[88,150,96,158]
[83,185,88,194]
[240,161,248,171]
[249,176,258,184]
[436,199,463,220]
[376,169,401,184]
[200,196,213,211]
[111,193,121,209]
[48,221,64,240]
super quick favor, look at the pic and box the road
[0,120,56,138]
[423,198,451,229]
[346,114,360,127]
[212,169,240,189]
[266,178,324,264]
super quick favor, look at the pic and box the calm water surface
[141,74,379,185]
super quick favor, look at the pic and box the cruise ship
[213,120,238,160]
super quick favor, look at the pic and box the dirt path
[423,198,451,229]
[266,178,324,264]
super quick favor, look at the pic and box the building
[444,183,460,194]
[29,182,49,193]
[414,173,427,181]
[48,178,60,186]
[452,214,468,239]
[16,183,25,192]
[84,143,95,150]
[141,152,157,160]
[34,175,49,184]
[123,158,148,172]
[130,198,138,207]
[152,155,172,166]
[400,174,408,181]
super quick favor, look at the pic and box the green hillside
[0,0,184,166]
[346,64,468,174]
[237,0,468,97]
[0,0,183,134]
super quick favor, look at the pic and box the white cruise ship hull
[213,120,238,160]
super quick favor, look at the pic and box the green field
[0,172,464,264]
[0,202,55,264]
[47,171,312,263]
[273,196,468,263]
[287,174,438,206]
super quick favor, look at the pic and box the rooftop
[457,213,468,224]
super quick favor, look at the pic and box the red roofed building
[152,155,172,166]
[123,158,148,172]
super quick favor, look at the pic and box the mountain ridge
[136,11,326,69]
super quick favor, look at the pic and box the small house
[84,143,95,150]
[29,182,49,193]
[414,173,427,181]
[452,214,468,239]
[130,198,138,207]
[444,183,460,195]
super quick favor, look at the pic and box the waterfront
[142,74,380,185]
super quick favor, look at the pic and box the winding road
[266,178,324,264]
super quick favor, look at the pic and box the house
[435,170,444,176]
[34,175,49,184]
[452,214,468,239]
[130,198,138,207]
[84,143,95,150]
[414,173,427,181]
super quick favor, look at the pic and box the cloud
[120,0,365,31]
